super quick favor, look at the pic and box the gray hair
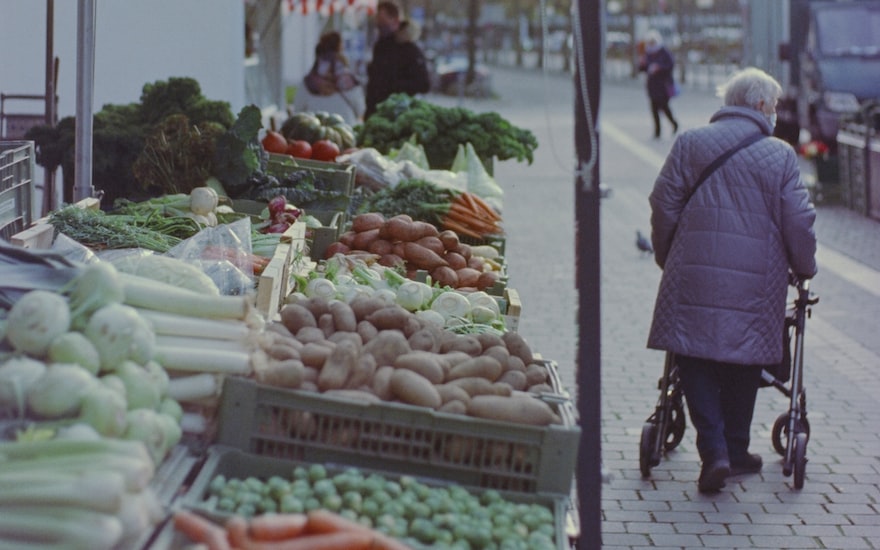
[716,67,783,109]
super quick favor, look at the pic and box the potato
[437,351,471,372]
[443,252,467,271]
[338,230,357,247]
[481,345,510,367]
[502,332,535,364]
[528,383,554,394]
[441,334,483,356]
[453,242,472,260]
[296,326,328,345]
[363,330,411,367]
[328,331,362,347]
[317,340,358,391]
[280,304,316,335]
[415,236,445,256]
[265,321,296,341]
[256,359,305,389]
[447,356,503,382]
[430,266,459,288]
[345,353,377,389]
[506,355,526,373]
[300,342,335,368]
[302,296,332,320]
[408,327,440,353]
[476,332,505,352]
[394,351,445,384]
[379,253,406,268]
[404,242,448,271]
[497,369,528,391]
[467,256,485,271]
[390,369,442,409]
[438,400,468,415]
[318,313,336,338]
[323,242,350,258]
[381,214,418,242]
[365,305,412,332]
[413,221,440,239]
[357,319,379,343]
[445,376,497,397]
[351,212,386,233]
[371,365,395,400]
[368,239,394,256]
[302,366,319,383]
[466,395,561,426]
[349,296,386,322]
[438,230,460,251]
[477,271,500,291]
[351,228,381,251]
[267,342,301,362]
[455,267,482,288]
[489,382,513,397]
[525,362,550,386]
[435,383,471,405]
[330,300,357,333]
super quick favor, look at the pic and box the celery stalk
[0,505,123,550]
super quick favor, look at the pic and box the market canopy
[283,0,376,16]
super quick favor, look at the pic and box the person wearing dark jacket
[647,67,817,493]
[364,1,430,119]
[639,29,679,138]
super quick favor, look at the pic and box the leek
[0,505,123,550]
[120,272,253,320]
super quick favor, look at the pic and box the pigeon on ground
[636,230,654,256]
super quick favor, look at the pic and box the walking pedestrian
[364,1,431,119]
[645,67,818,493]
[638,29,679,139]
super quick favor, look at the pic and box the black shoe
[698,459,730,493]
[730,453,763,476]
[672,121,679,134]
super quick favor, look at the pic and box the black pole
[574,0,602,548]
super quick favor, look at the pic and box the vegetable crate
[255,221,307,319]
[214,371,579,496]
[267,154,356,197]
[304,209,346,261]
[0,141,36,242]
[180,445,571,550]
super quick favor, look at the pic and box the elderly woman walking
[646,67,818,493]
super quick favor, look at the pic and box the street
[429,64,880,548]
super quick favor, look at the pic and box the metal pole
[574,0,601,547]
[74,0,96,203]
[43,0,57,214]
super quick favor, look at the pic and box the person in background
[364,1,430,119]
[639,29,679,139]
[646,67,817,493]
[295,31,365,124]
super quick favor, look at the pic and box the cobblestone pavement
[433,64,880,549]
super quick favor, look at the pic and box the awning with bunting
[283,0,377,16]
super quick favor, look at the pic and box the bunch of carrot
[173,508,413,550]
[440,192,503,240]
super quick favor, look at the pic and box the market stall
[0,84,581,549]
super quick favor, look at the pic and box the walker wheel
[792,432,808,489]
[664,402,687,451]
[639,422,659,478]
[772,413,811,456]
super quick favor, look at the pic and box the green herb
[356,94,538,170]
[48,206,183,253]
[356,178,457,225]
[212,105,264,197]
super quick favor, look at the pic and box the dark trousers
[676,356,764,464]
[650,98,677,137]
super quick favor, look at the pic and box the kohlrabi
[84,304,155,372]
[0,356,47,417]
[47,332,101,375]
[26,363,96,419]
[5,290,71,357]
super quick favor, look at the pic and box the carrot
[246,531,375,550]
[225,515,250,548]
[304,509,373,535]
[173,509,232,550]
[369,533,417,550]
[249,513,309,541]
[467,193,502,221]
[441,217,483,239]
[445,206,499,234]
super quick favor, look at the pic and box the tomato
[286,139,312,159]
[261,130,289,154]
[311,139,340,162]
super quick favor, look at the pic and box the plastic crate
[214,372,579,496]
[180,445,570,549]
[0,141,35,242]
[267,153,356,196]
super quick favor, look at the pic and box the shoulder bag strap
[685,132,766,203]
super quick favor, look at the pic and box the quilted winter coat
[647,106,818,366]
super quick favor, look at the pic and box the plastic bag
[452,143,504,211]
[392,141,430,170]
[164,217,257,296]
[100,249,221,296]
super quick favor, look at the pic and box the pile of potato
[255,293,562,427]
[324,213,502,291]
